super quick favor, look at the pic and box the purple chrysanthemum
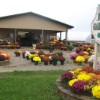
[61,72,73,80]
[72,80,87,93]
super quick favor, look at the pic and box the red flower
[59,56,65,61]
[43,56,50,62]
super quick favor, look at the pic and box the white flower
[25,51,30,57]
[88,55,94,63]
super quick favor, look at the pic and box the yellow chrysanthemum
[73,68,82,74]
[75,56,85,63]
[92,85,100,99]
[68,79,78,87]
[28,54,34,59]
[83,51,89,55]
[33,56,41,62]
[69,71,74,74]
[77,74,91,81]
[87,48,91,51]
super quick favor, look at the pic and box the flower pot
[0,59,5,61]
[26,56,29,60]
[31,58,34,62]
[73,60,76,63]
[34,61,38,65]
[89,62,93,67]
[15,54,20,57]
[44,61,48,65]
[52,61,57,66]
[22,54,25,58]
[60,61,64,65]
[49,60,52,64]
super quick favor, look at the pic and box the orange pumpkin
[0,52,10,60]
[5,53,10,59]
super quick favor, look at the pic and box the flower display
[60,66,100,99]
[92,85,100,99]
[75,56,85,63]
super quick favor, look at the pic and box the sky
[0,0,100,41]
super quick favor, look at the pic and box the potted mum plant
[59,56,66,65]
[33,56,41,65]
[0,55,5,61]
[14,51,21,57]
[51,54,59,66]
[75,56,85,65]
[43,55,50,65]
[69,52,78,62]
[25,51,30,60]
[88,55,94,67]
[22,51,26,58]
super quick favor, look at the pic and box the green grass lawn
[0,71,64,100]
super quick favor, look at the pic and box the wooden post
[65,29,68,45]
[15,29,17,43]
[60,32,61,40]
[93,42,98,69]
[41,30,44,42]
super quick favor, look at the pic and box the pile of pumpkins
[0,51,10,61]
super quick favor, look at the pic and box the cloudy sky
[0,0,100,40]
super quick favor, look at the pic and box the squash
[0,52,10,60]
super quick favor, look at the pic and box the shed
[0,12,73,46]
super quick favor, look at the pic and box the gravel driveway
[0,47,85,72]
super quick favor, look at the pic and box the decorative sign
[95,32,100,44]
[97,32,100,38]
